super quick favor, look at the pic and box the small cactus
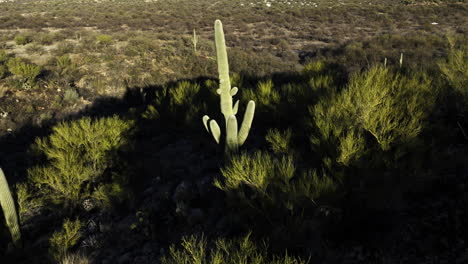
[0,167,21,248]
[203,20,255,153]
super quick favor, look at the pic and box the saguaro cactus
[0,167,21,248]
[203,20,255,153]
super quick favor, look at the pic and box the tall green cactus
[0,167,21,248]
[203,20,255,153]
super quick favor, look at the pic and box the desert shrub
[0,65,6,79]
[161,233,306,264]
[6,57,42,86]
[265,128,292,155]
[438,36,468,106]
[25,43,45,55]
[53,55,80,86]
[49,218,82,262]
[28,116,134,209]
[242,79,280,112]
[309,65,436,168]
[15,182,43,223]
[215,151,339,224]
[95,34,113,47]
[169,81,204,122]
[62,88,79,105]
[169,81,201,106]
[14,34,32,45]
[60,252,91,264]
[0,50,8,64]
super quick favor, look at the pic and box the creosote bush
[28,116,134,209]
[161,233,307,264]
[6,57,42,87]
[215,151,339,225]
[309,65,436,168]
[49,218,82,262]
[438,36,468,106]
[14,34,32,45]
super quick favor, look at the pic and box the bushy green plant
[438,36,468,105]
[161,233,307,264]
[14,34,32,45]
[243,79,280,110]
[95,34,113,47]
[309,65,436,167]
[215,151,338,216]
[0,50,8,64]
[15,182,43,223]
[49,218,82,262]
[28,116,134,209]
[0,167,21,248]
[265,128,292,154]
[6,57,42,86]
[169,81,201,106]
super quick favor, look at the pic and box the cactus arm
[209,120,221,144]
[230,87,238,96]
[238,100,256,146]
[233,100,239,115]
[202,115,210,133]
[0,167,21,248]
[215,20,233,122]
[226,115,239,152]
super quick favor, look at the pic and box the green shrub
[0,50,8,64]
[309,65,436,167]
[243,79,280,110]
[6,57,42,86]
[28,116,134,209]
[265,128,292,154]
[215,151,338,214]
[62,88,80,105]
[169,81,201,106]
[161,233,306,264]
[14,34,32,45]
[95,34,113,47]
[49,218,82,262]
[438,36,468,105]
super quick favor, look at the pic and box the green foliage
[49,218,82,262]
[95,34,113,47]
[0,167,21,248]
[62,88,80,105]
[438,36,468,105]
[0,50,8,64]
[6,57,42,87]
[161,233,306,264]
[55,55,78,75]
[28,116,134,209]
[265,128,292,154]
[14,34,32,45]
[15,182,43,223]
[243,79,280,110]
[215,151,338,215]
[203,20,256,154]
[309,65,436,167]
[169,81,201,106]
